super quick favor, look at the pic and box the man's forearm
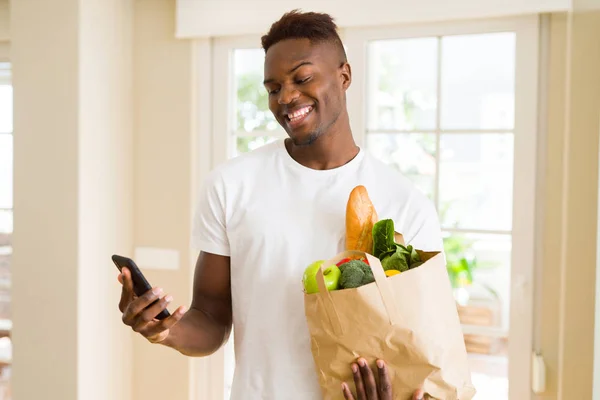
[160,307,231,357]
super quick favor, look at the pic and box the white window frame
[195,15,541,400]
[0,42,12,370]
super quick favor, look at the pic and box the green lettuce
[372,219,423,271]
[372,219,395,259]
[381,251,409,272]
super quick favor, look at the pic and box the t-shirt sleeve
[404,195,445,253]
[190,171,230,257]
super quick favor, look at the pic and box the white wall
[175,0,571,37]
[10,0,134,399]
[131,0,197,399]
[11,1,79,397]
[78,0,134,398]
[594,111,600,400]
[0,1,8,42]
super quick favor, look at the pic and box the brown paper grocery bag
[304,243,476,400]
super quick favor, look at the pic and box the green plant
[443,234,476,288]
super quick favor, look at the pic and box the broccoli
[339,260,375,288]
[340,264,364,288]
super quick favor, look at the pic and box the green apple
[303,260,342,294]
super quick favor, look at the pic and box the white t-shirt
[191,139,443,400]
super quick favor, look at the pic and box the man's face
[263,38,351,146]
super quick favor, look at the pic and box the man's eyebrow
[263,61,314,85]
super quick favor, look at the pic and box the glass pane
[0,85,12,133]
[234,135,279,157]
[234,49,278,133]
[0,135,13,209]
[439,134,513,231]
[0,245,11,289]
[0,210,11,234]
[444,232,511,329]
[0,232,9,247]
[365,133,436,199]
[469,356,508,400]
[367,38,437,131]
[0,63,10,82]
[444,231,510,399]
[441,32,515,130]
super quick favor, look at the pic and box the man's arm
[119,251,232,357]
[160,251,232,356]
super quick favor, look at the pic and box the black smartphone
[112,254,170,320]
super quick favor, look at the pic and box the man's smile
[285,105,314,128]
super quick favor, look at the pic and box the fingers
[143,305,187,343]
[344,358,395,400]
[122,267,135,296]
[341,382,355,400]
[122,287,163,326]
[357,358,378,400]
[118,267,135,312]
[412,388,425,400]
[351,362,367,400]
[376,360,392,399]
[131,292,173,329]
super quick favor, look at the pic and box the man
[118,10,442,400]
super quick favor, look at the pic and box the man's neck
[284,126,359,171]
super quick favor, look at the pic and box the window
[211,36,286,167]
[365,31,516,399]
[345,17,539,400]
[206,15,539,400]
[232,48,281,155]
[0,61,12,399]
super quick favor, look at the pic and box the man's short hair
[261,9,347,62]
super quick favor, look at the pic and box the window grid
[364,35,515,238]
[364,35,514,346]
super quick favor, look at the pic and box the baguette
[345,185,378,253]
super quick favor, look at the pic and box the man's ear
[340,62,352,90]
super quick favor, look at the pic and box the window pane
[444,232,511,330]
[0,135,12,209]
[441,33,515,130]
[234,49,278,133]
[367,38,437,131]
[365,133,436,199]
[0,63,10,83]
[469,356,508,400]
[439,134,513,231]
[234,135,279,157]
[0,232,9,247]
[0,85,12,133]
[444,231,510,400]
[0,210,11,234]
[0,245,10,291]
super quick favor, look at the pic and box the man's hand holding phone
[117,267,186,344]
[115,251,233,357]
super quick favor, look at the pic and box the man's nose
[278,86,300,105]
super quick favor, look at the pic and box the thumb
[413,389,425,400]
[118,267,135,312]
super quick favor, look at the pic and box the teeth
[288,106,312,121]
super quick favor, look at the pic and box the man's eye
[297,76,311,84]
[268,89,280,95]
